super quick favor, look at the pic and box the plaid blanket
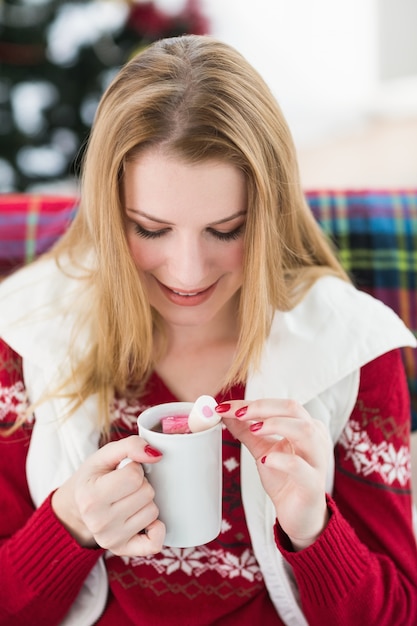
[1,190,417,429]
[0,194,78,275]
[307,190,417,429]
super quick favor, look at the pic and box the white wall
[202,0,378,145]
[378,0,417,81]
[200,0,417,148]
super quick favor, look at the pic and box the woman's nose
[167,236,209,287]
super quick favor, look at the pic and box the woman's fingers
[252,415,330,469]
[218,398,332,548]
[122,519,166,557]
[218,399,331,465]
[222,416,269,460]
[86,435,163,475]
[53,435,166,556]
[82,458,145,508]
[75,436,161,517]
[81,471,156,534]
[217,398,309,421]
[259,448,319,492]
[92,492,163,555]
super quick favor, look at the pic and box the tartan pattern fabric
[0,190,416,429]
[306,190,417,429]
[0,194,78,275]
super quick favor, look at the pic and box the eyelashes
[133,223,244,241]
[133,224,168,239]
[207,225,244,241]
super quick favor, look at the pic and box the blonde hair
[49,34,348,433]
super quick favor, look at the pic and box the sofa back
[1,190,416,428]
[307,190,417,429]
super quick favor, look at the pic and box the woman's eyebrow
[126,209,246,226]
[209,211,247,226]
[125,209,173,225]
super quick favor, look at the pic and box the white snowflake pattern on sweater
[111,545,263,582]
[338,419,411,486]
[0,380,31,423]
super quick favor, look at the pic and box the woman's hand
[51,435,166,557]
[216,399,332,550]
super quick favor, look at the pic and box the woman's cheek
[126,236,154,272]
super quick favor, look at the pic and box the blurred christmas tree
[0,0,209,192]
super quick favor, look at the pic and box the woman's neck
[154,304,239,401]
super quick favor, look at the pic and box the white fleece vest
[0,258,415,626]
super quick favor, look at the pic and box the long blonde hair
[49,34,348,432]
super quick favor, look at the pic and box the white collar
[247,274,416,403]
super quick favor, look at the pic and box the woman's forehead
[123,149,247,224]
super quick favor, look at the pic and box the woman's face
[123,147,247,332]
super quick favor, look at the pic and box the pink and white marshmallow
[187,395,220,433]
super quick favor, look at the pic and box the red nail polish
[261,455,267,464]
[249,421,263,432]
[215,403,231,413]
[145,444,162,457]
[235,406,248,418]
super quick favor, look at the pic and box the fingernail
[144,444,162,457]
[249,421,263,432]
[215,403,231,413]
[235,406,248,418]
[261,455,267,464]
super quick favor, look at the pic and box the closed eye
[207,224,245,241]
[133,223,170,239]
[132,222,245,241]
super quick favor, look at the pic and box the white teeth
[173,290,199,296]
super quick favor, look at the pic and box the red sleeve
[275,349,417,626]
[0,339,103,626]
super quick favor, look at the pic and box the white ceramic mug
[137,402,222,548]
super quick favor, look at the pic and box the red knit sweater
[0,340,416,626]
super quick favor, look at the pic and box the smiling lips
[156,278,217,306]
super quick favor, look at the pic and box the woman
[0,35,416,626]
